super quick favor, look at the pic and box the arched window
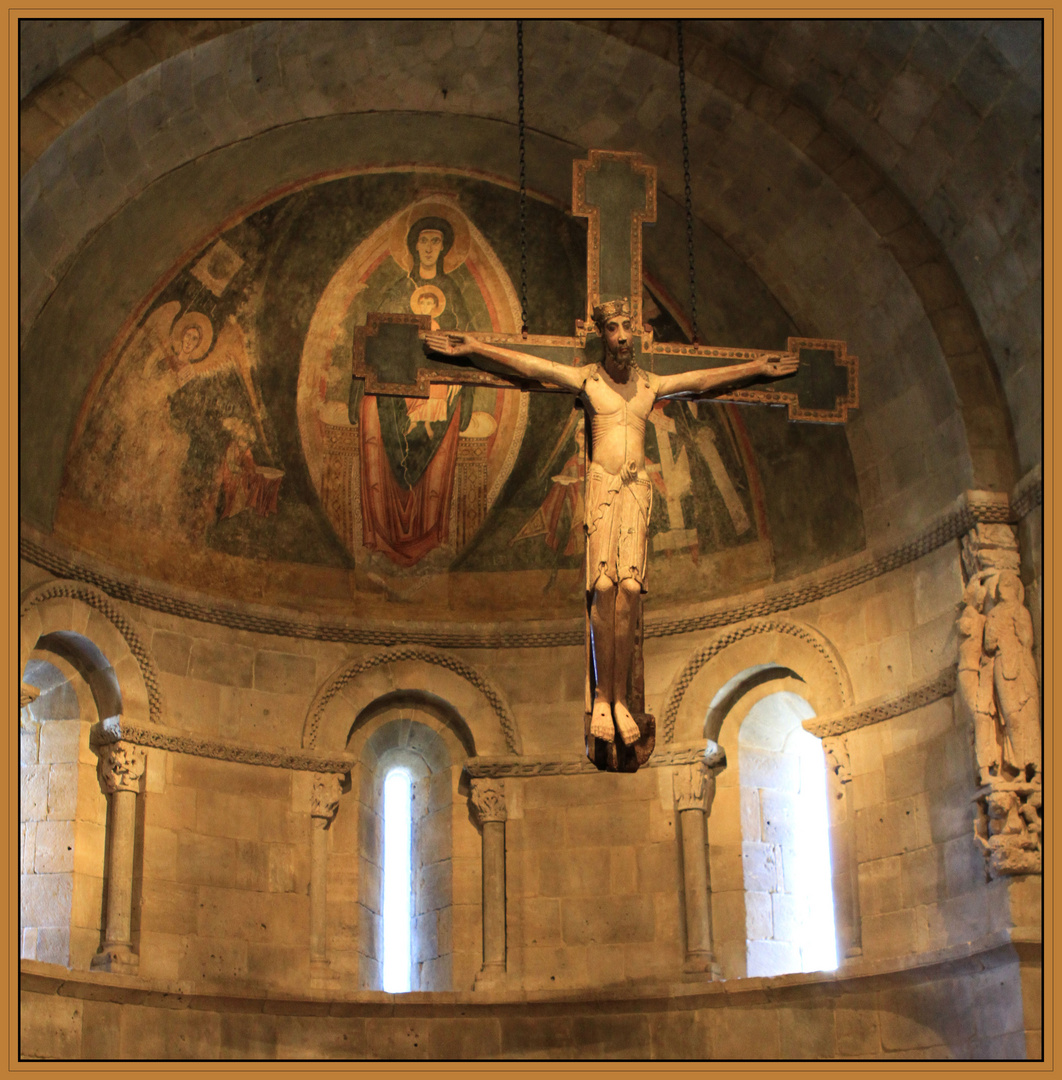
[336,709,467,992]
[738,690,838,977]
[20,637,112,969]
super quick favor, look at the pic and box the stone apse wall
[18,18,1041,1062]
[17,475,1042,1059]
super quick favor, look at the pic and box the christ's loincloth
[584,463,653,593]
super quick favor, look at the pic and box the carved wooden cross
[353,149,859,422]
[352,149,858,773]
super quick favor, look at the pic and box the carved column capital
[20,683,40,708]
[673,762,716,814]
[311,772,343,824]
[98,742,146,794]
[469,778,507,824]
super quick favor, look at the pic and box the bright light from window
[740,690,839,977]
[794,729,838,973]
[382,767,412,992]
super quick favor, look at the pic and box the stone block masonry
[19,932,1038,1059]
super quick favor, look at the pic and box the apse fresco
[57,171,863,616]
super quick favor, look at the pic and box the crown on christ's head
[591,297,632,328]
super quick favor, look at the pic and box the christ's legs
[612,578,642,745]
[590,575,616,740]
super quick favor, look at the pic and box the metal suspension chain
[517,19,529,336]
[677,19,699,344]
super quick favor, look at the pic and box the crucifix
[354,150,858,772]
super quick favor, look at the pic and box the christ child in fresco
[426,298,798,746]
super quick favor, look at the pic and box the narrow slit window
[739,691,838,977]
[382,767,412,993]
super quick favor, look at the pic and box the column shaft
[679,807,713,964]
[102,788,136,951]
[310,818,329,962]
[481,820,506,970]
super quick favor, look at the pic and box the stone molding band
[87,716,726,778]
[464,742,725,778]
[91,715,355,775]
[19,478,1040,651]
[804,666,957,738]
[88,664,962,772]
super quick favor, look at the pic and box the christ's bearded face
[415,229,445,273]
[600,316,633,366]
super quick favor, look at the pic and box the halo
[389,199,472,274]
[170,311,214,360]
[409,284,447,318]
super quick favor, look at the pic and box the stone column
[673,762,721,977]
[309,773,343,987]
[92,741,146,974]
[469,778,507,990]
[823,735,862,960]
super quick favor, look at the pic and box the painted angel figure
[68,301,268,535]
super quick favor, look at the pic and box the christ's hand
[424,331,473,357]
[759,352,800,378]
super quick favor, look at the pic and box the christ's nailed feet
[613,700,640,745]
[590,698,615,742]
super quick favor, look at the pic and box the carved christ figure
[426,298,798,745]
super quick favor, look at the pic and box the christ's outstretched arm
[424,331,587,393]
[653,351,799,399]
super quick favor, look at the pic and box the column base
[682,952,722,979]
[473,963,506,991]
[91,944,140,975]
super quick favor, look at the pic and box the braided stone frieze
[92,715,353,774]
[660,620,845,744]
[19,578,162,725]
[19,480,1036,650]
[305,648,519,753]
[804,667,957,738]
[19,534,583,649]
[463,741,723,778]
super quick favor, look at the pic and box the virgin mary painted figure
[297,194,527,570]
